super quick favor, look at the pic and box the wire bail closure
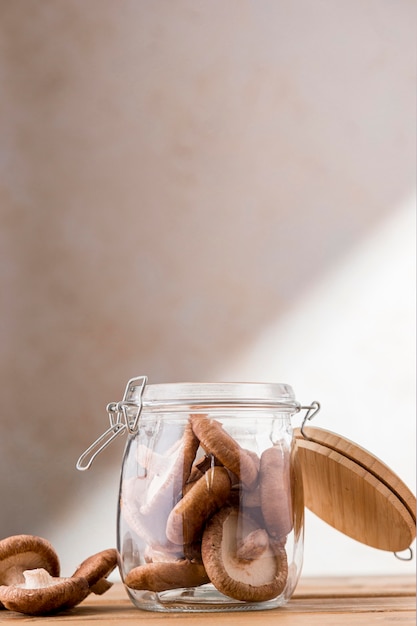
[76,376,148,471]
[394,547,414,561]
[76,378,319,471]
[300,401,321,438]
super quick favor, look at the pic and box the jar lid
[132,381,300,411]
[295,426,416,553]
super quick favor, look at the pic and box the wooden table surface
[0,575,415,625]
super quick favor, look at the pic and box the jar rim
[134,381,299,411]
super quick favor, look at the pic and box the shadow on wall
[0,0,415,555]
[42,196,416,576]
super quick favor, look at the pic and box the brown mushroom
[120,476,169,547]
[136,438,182,477]
[201,505,288,602]
[120,425,200,552]
[121,427,202,561]
[237,482,261,508]
[124,559,209,592]
[183,454,224,496]
[0,567,90,615]
[190,415,258,489]
[259,446,293,540]
[139,423,200,507]
[166,466,232,545]
[71,548,118,595]
[0,534,60,585]
[0,534,60,609]
[137,423,199,526]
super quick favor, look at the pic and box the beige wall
[0,1,415,575]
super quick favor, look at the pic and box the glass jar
[77,377,316,612]
[77,376,416,612]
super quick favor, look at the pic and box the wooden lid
[294,427,416,552]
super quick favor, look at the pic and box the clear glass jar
[114,380,306,612]
[78,376,416,611]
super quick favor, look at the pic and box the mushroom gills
[202,506,288,602]
[222,513,278,586]
[0,535,60,586]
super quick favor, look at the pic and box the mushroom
[190,415,259,489]
[124,559,210,592]
[166,466,232,545]
[186,454,222,482]
[201,505,288,602]
[0,567,90,615]
[144,537,204,565]
[259,446,293,540]
[136,438,183,477]
[71,548,118,595]
[140,423,200,508]
[240,484,262,508]
[0,536,118,615]
[0,534,60,609]
[120,476,169,547]
[0,534,60,585]
[120,426,203,565]
[137,423,199,522]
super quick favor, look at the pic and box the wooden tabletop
[0,575,415,624]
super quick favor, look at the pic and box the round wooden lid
[294,426,416,552]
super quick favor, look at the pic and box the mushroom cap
[138,422,199,486]
[0,568,90,615]
[140,423,200,512]
[166,466,231,545]
[124,559,209,592]
[259,446,293,540]
[0,535,60,585]
[71,548,118,595]
[190,415,258,489]
[201,505,288,602]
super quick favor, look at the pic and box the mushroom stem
[236,529,269,561]
[166,466,232,545]
[89,578,113,595]
[71,548,118,596]
[20,568,58,589]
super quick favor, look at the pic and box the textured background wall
[0,0,415,577]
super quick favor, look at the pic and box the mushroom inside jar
[201,506,288,602]
[121,414,294,603]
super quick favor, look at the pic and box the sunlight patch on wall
[214,195,416,575]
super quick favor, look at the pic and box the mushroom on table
[71,548,118,595]
[0,568,90,616]
[0,535,117,616]
[0,535,60,609]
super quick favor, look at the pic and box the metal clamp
[76,376,148,471]
[394,547,414,562]
[300,401,321,439]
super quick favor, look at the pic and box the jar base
[126,584,288,613]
